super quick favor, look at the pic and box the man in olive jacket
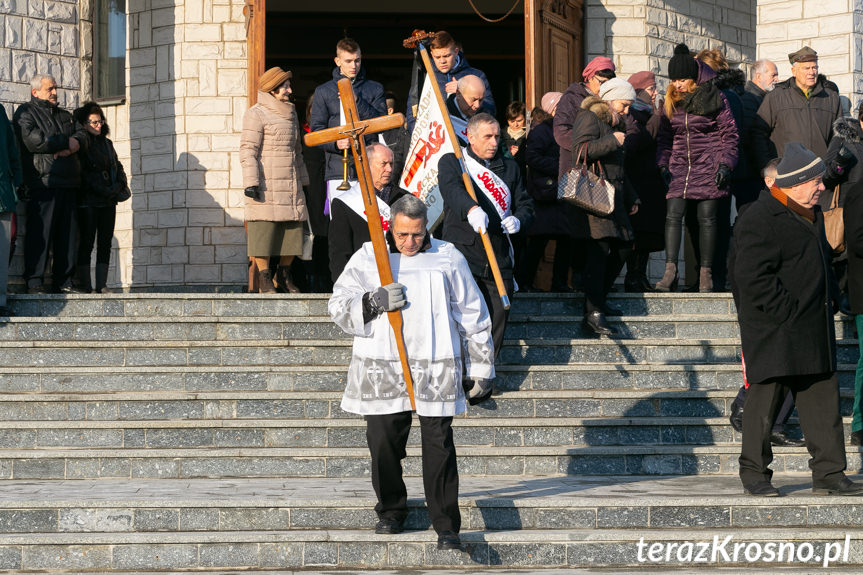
[751,47,841,171]
[730,142,862,497]
[13,74,87,293]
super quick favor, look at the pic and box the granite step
[0,338,857,367]
[0,477,861,570]
[0,364,856,393]
[0,416,856,449]
[0,445,861,479]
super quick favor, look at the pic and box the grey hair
[366,142,392,163]
[389,194,427,225]
[467,112,498,135]
[30,74,55,91]
[753,59,772,76]
[762,157,781,179]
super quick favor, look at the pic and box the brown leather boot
[258,269,276,294]
[699,267,713,293]
[276,266,300,294]
[655,262,678,292]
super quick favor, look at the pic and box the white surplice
[329,238,494,417]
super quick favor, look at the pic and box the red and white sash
[462,148,511,220]
[332,184,393,232]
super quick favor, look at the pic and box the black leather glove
[714,163,732,189]
[659,167,672,187]
[831,144,857,176]
[244,186,260,199]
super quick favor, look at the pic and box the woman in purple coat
[655,44,738,292]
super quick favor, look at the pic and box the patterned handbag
[557,142,616,216]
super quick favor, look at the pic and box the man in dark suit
[730,142,863,497]
[438,113,534,365]
[328,143,406,282]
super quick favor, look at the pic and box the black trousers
[739,372,846,486]
[518,235,574,290]
[665,197,718,267]
[733,384,794,433]
[366,412,460,534]
[475,275,513,360]
[77,206,116,267]
[24,188,78,289]
[584,238,631,314]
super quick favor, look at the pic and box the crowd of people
[0,75,131,314]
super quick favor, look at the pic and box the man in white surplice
[329,194,494,551]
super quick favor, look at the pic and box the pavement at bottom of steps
[2,474,863,506]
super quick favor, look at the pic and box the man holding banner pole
[439,113,534,369]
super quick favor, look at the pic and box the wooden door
[525,0,583,109]
[244,0,266,108]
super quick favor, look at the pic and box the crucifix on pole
[304,79,416,410]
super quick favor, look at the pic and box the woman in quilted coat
[241,67,309,293]
[655,44,738,293]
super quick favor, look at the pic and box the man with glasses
[752,47,842,171]
[13,74,87,293]
[329,193,494,551]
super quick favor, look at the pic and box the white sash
[462,148,511,220]
[333,185,393,232]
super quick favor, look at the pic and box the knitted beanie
[668,44,698,82]
[599,77,636,102]
[774,142,826,188]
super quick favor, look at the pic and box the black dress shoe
[743,481,780,497]
[550,283,574,293]
[602,303,623,316]
[26,284,49,294]
[437,530,462,550]
[58,284,89,295]
[729,401,743,433]
[851,430,863,446]
[583,311,616,336]
[812,476,863,496]
[374,517,403,534]
[770,432,805,447]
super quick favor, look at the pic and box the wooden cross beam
[304,80,416,410]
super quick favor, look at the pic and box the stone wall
[115,0,248,288]
[585,0,756,82]
[757,0,862,113]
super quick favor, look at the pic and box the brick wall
[115,0,248,288]
[585,0,756,84]
[757,0,862,113]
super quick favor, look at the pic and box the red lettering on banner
[478,171,509,212]
[402,122,447,189]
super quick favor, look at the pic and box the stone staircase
[0,291,860,572]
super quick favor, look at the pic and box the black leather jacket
[13,96,87,191]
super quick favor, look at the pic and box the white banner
[398,76,456,229]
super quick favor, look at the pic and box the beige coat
[240,91,310,222]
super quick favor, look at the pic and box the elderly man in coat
[329,194,494,551]
[730,141,863,497]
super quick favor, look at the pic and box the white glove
[501,215,521,234]
[467,207,488,234]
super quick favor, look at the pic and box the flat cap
[788,46,817,64]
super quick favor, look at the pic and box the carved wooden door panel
[244,0,266,107]
[525,0,583,108]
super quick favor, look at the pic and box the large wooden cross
[304,80,416,410]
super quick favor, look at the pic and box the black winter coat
[13,97,87,191]
[752,75,841,170]
[844,180,863,313]
[822,117,863,209]
[524,119,575,237]
[301,123,328,237]
[310,67,386,181]
[729,190,838,384]
[327,186,408,282]
[77,131,127,208]
[570,97,639,241]
[736,81,768,205]
[625,105,666,244]
[439,148,534,279]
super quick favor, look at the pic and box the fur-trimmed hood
[712,68,746,91]
[581,96,613,126]
[833,116,863,143]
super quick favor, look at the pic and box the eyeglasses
[88,120,104,126]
